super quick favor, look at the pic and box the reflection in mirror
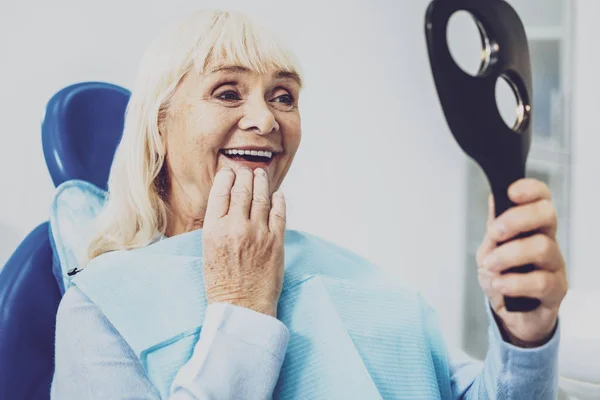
[447,11,490,76]
[495,75,525,131]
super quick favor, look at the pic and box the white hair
[86,9,302,263]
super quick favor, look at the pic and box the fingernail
[254,168,266,176]
[509,183,523,198]
[274,190,284,199]
[220,166,233,173]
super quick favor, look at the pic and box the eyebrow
[209,65,250,74]
[209,65,302,87]
[275,70,302,87]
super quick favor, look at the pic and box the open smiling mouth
[220,148,277,166]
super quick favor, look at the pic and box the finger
[268,191,286,235]
[476,233,496,269]
[508,178,552,204]
[250,168,270,225]
[488,199,557,242]
[491,270,563,308]
[482,234,564,273]
[476,195,498,268]
[204,167,236,226]
[229,167,254,219]
[477,267,507,310]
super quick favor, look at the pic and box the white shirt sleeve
[51,287,289,400]
[170,303,289,399]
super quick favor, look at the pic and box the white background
[0,0,598,350]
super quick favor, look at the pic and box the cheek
[281,115,302,155]
[171,107,232,157]
[164,113,226,180]
[189,104,239,149]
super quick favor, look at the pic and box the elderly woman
[51,9,566,399]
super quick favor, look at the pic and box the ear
[154,160,170,197]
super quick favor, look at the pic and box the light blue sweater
[51,286,559,399]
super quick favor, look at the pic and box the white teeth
[223,149,274,159]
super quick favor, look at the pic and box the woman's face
[162,64,302,213]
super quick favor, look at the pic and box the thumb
[477,194,497,268]
[487,194,495,228]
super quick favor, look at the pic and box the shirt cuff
[486,303,560,369]
[201,303,290,362]
[170,303,290,398]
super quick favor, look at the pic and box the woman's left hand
[476,178,568,347]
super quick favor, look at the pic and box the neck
[164,186,206,237]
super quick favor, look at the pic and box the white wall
[569,0,600,291]
[0,0,469,346]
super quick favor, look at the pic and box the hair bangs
[193,12,302,85]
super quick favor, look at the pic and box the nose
[238,97,279,135]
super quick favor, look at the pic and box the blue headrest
[0,82,130,400]
[0,223,61,399]
[42,82,130,190]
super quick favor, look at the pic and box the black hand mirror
[425,0,541,312]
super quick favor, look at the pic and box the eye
[216,90,241,101]
[270,87,295,109]
[272,94,294,105]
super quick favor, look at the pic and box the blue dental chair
[0,82,130,400]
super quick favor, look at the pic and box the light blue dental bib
[72,229,452,399]
[53,180,452,399]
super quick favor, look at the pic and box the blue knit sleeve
[449,304,560,399]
